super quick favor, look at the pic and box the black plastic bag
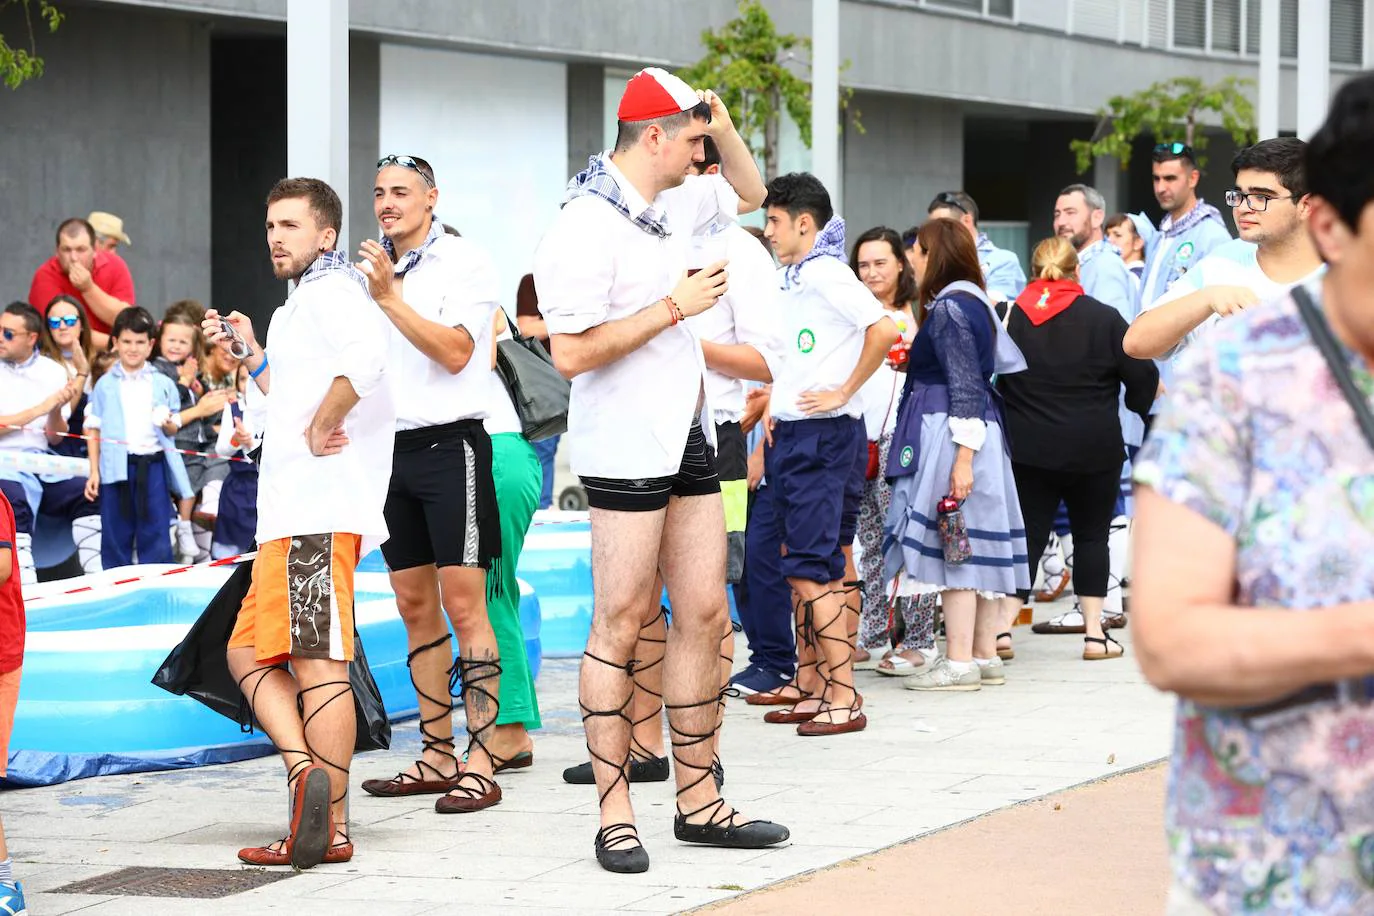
[151,559,391,752]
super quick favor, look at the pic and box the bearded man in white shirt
[351,154,511,816]
[534,67,789,874]
[204,178,396,870]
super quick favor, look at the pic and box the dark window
[1173,0,1206,48]
[1331,0,1365,65]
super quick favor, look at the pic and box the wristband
[249,355,269,379]
[664,296,684,326]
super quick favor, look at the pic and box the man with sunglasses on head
[923,191,1027,303]
[1139,143,1233,310]
[1126,138,1324,361]
[351,154,511,817]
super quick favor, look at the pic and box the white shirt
[770,257,889,423]
[484,322,524,436]
[686,223,785,425]
[255,269,396,546]
[390,234,501,429]
[534,159,740,478]
[856,308,915,441]
[1145,238,1327,359]
[115,365,159,455]
[0,349,68,452]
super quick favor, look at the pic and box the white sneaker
[903,657,981,692]
[175,520,197,563]
[976,657,1006,686]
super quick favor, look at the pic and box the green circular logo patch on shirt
[797,329,816,353]
[899,445,914,467]
[1176,241,1195,263]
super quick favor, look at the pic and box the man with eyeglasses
[1126,138,1324,361]
[0,301,86,585]
[1139,143,1233,311]
[351,154,511,816]
[922,191,1027,302]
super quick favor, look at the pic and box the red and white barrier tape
[0,424,253,465]
[21,516,592,603]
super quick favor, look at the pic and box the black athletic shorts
[582,423,721,512]
[712,420,748,483]
[381,419,502,571]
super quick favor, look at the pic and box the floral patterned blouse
[1135,282,1374,914]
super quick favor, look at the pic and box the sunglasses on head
[48,315,79,329]
[1153,142,1195,161]
[377,154,435,188]
[933,191,969,215]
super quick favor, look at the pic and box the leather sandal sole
[289,766,332,870]
[796,712,868,736]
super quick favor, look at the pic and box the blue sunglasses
[48,315,79,329]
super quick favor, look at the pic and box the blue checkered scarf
[382,216,444,277]
[299,250,369,293]
[783,216,846,289]
[564,155,669,238]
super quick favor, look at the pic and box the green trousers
[487,432,542,730]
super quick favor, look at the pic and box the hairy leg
[582,506,666,835]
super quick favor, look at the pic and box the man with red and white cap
[534,66,788,874]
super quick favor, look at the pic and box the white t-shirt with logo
[770,257,889,423]
[1145,238,1327,359]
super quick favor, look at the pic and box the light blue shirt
[976,233,1027,302]
[87,362,193,498]
[1078,238,1137,322]
[1140,201,1233,309]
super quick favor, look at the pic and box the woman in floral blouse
[1132,73,1374,914]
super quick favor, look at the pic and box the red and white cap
[617,67,700,121]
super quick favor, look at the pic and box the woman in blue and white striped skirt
[882,218,1031,691]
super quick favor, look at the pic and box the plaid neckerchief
[299,250,369,293]
[382,216,444,277]
[564,154,669,238]
[783,216,847,289]
[1159,198,1225,239]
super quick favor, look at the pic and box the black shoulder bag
[495,322,570,442]
[1293,285,1374,450]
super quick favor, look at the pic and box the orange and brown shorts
[229,533,360,664]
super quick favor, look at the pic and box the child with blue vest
[84,306,193,568]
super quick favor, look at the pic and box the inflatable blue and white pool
[4,511,596,787]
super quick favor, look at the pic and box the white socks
[14,532,36,585]
[175,519,198,563]
[72,515,103,574]
[1103,516,1129,616]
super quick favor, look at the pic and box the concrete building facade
[1,0,1369,331]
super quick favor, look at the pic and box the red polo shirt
[0,490,23,675]
[27,249,137,335]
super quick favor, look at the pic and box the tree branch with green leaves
[1071,76,1257,174]
[677,0,860,181]
[1,0,63,90]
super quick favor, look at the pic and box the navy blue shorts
[764,415,865,584]
[839,426,866,547]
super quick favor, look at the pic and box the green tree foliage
[678,0,858,180]
[1071,76,1257,174]
[1,0,62,89]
